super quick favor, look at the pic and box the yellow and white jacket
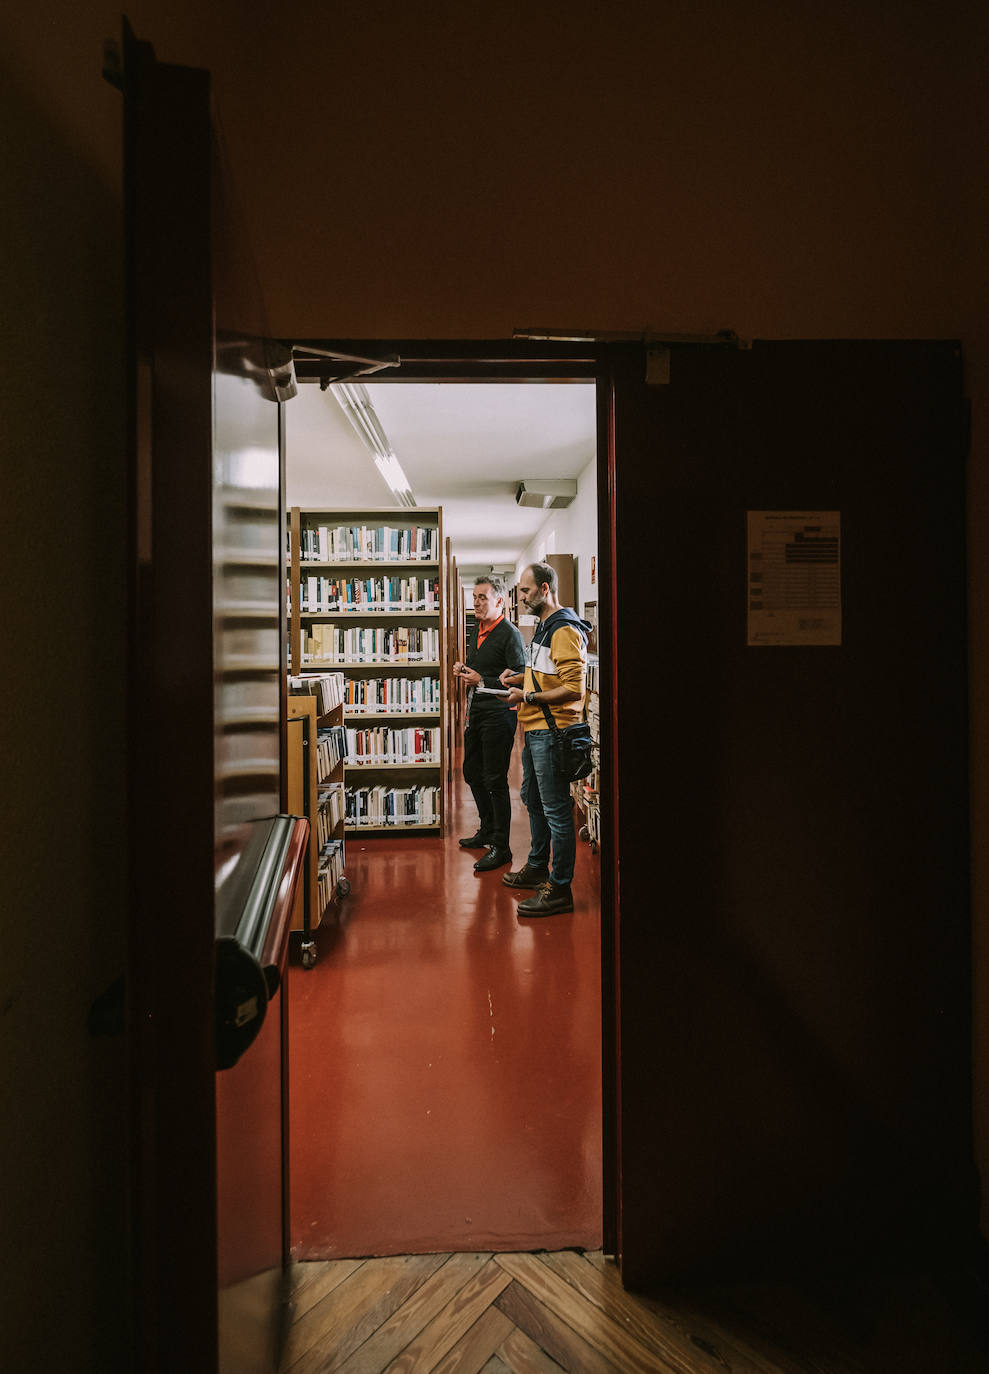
[518,607,593,731]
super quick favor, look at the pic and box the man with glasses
[452,576,526,872]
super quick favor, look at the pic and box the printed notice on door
[747,511,841,646]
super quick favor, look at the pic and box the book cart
[287,507,447,838]
[286,674,350,968]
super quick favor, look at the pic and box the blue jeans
[521,729,577,886]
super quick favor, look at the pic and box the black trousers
[462,710,518,849]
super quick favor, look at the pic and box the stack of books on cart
[288,672,345,714]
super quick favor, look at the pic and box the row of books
[300,575,439,614]
[573,778,600,845]
[345,726,439,766]
[317,838,346,913]
[316,725,346,778]
[300,523,438,563]
[316,782,345,847]
[304,625,441,664]
[345,784,441,827]
[289,671,346,714]
[343,675,441,714]
[576,654,600,848]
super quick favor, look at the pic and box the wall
[516,455,599,619]
[1,4,264,1368]
[1,29,127,1374]
[3,1,987,1363]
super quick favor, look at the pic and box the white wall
[515,454,598,617]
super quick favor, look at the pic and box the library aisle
[287,738,603,1260]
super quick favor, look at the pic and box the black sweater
[466,618,526,719]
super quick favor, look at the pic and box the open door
[124,26,293,1371]
[606,340,974,1286]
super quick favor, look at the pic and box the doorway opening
[281,348,612,1260]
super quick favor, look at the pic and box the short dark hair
[474,575,505,599]
[526,561,557,594]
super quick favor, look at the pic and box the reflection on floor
[288,739,603,1259]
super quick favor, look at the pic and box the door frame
[290,337,621,1254]
[125,31,219,1369]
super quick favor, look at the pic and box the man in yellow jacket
[500,561,592,916]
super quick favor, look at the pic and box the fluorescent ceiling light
[331,382,416,507]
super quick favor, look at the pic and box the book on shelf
[317,838,346,910]
[316,725,347,777]
[345,725,439,766]
[344,675,441,714]
[289,671,345,714]
[345,782,440,828]
[316,782,346,846]
[300,574,439,613]
[304,624,439,665]
[290,505,445,836]
[585,654,599,695]
[300,523,438,563]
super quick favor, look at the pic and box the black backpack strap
[534,671,588,734]
[539,699,561,739]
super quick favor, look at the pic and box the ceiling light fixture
[331,381,416,507]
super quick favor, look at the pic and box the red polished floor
[287,738,602,1259]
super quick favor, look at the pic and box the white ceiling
[284,382,597,572]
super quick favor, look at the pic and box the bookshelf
[446,541,464,778]
[546,553,575,608]
[287,507,447,835]
[287,674,349,968]
[507,582,533,646]
[574,654,601,853]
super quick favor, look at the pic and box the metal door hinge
[288,344,402,390]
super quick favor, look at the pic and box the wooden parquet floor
[279,1247,989,1374]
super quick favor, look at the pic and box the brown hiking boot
[502,862,550,889]
[517,882,574,917]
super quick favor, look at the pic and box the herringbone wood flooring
[279,1247,989,1374]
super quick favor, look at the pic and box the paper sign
[747,511,841,646]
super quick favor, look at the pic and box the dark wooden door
[125,27,288,1371]
[606,340,974,1287]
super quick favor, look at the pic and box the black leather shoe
[474,846,512,872]
[502,863,550,888]
[459,830,492,849]
[517,881,574,916]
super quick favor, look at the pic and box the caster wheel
[301,946,316,970]
[336,877,351,898]
[579,825,590,842]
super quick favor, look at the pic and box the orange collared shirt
[472,614,518,712]
[475,612,505,647]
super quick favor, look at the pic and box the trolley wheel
[301,945,317,970]
[336,877,352,899]
[579,825,590,843]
